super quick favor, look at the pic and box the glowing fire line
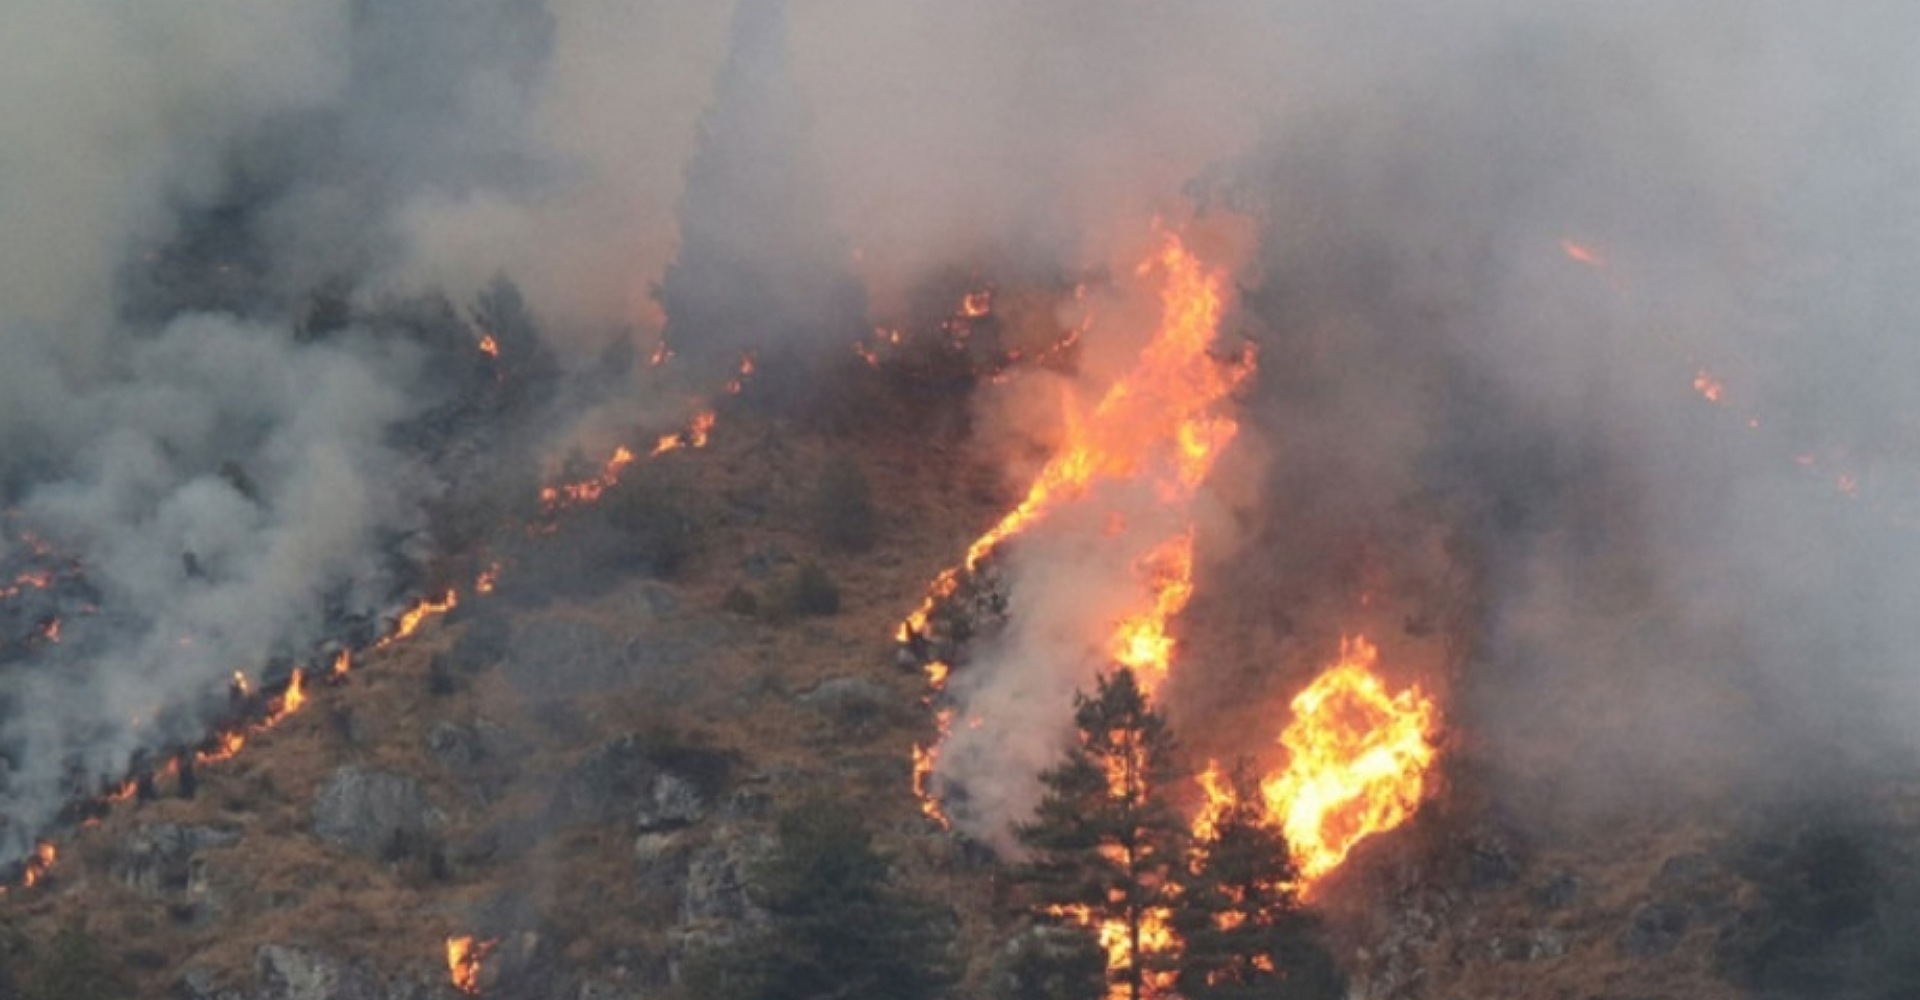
[901,231,1250,832]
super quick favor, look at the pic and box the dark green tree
[699,799,955,1000]
[1016,667,1186,1000]
[1173,766,1343,1000]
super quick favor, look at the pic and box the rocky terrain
[1,392,1913,1000]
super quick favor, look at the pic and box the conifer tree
[698,799,955,1000]
[1017,667,1187,1000]
[1172,765,1344,1000]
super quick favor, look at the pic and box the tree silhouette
[1017,667,1186,1000]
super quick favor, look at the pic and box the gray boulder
[680,828,771,928]
[113,823,239,898]
[253,945,381,1000]
[551,735,728,832]
[177,965,245,1000]
[505,618,628,697]
[312,768,444,859]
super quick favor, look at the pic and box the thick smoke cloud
[0,0,557,856]
[7,0,1920,855]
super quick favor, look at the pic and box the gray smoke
[0,0,558,856]
[8,0,1920,856]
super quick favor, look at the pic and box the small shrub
[813,456,877,552]
[767,562,840,620]
[602,480,698,577]
[721,584,759,617]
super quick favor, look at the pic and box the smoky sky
[5,0,1920,856]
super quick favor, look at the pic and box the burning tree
[1017,667,1187,1000]
[1174,766,1343,1000]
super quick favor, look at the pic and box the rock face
[113,823,240,898]
[798,675,898,737]
[249,945,452,1000]
[550,734,729,833]
[506,619,630,697]
[312,768,444,859]
[252,945,382,1000]
[679,827,770,928]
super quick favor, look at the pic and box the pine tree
[1172,766,1343,1000]
[1016,667,1187,1000]
[698,799,955,1000]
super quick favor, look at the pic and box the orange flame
[1108,531,1196,692]
[898,231,1251,827]
[199,729,248,765]
[724,353,756,395]
[268,669,306,723]
[475,563,500,595]
[375,590,459,649]
[1257,637,1438,889]
[539,447,636,513]
[896,233,1250,647]
[19,842,55,888]
[649,410,718,457]
[446,936,496,995]
[1046,901,1178,1000]
[477,334,500,359]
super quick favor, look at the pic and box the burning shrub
[813,455,878,553]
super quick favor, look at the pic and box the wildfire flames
[902,230,1251,826]
[650,410,717,457]
[7,843,57,892]
[540,446,636,513]
[891,232,1444,997]
[375,590,459,650]
[446,935,496,995]
[1255,636,1439,888]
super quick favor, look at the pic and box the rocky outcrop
[252,945,384,1000]
[113,823,240,899]
[312,768,444,859]
[248,945,453,1000]
[798,675,900,737]
[550,734,730,833]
